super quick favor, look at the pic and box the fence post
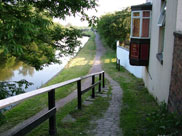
[77,80,82,110]
[118,59,120,71]
[116,58,118,69]
[99,74,101,93]
[92,75,95,98]
[102,72,105,88]
[48,89,57,136]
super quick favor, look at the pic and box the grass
[82,30,93,37]
[0,31,96,133]
[101,45,160,136]
[27,80,111,136]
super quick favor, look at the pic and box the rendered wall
[176,0,182,32]
[142,0,177,103]
[116,43,143,78]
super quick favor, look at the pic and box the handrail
[0,71,105,136]
[0,71,104,109]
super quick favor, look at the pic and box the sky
[54,0,146,26]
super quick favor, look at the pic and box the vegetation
[97,8,131,49]
[0,80,33,100]
[101,45,182,135]
[0,0,97,102]
[0,1,97,69]
[0,32,96,132]
[28,86,111,136]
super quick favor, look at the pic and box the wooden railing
[0,71,105,136]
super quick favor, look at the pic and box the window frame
[156,0,167,65]
[157,1,166,27]
[131,10,152,39]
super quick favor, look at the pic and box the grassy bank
[101,45,182,135]
[0,31,96,133]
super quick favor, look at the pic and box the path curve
[89,33,123,136]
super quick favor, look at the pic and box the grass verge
[27,79,111,136]
[101,45,182,135]
[101,45,158,136]
[0,32,96,133]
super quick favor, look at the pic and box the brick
[168,32,182,114]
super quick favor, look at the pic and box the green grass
[82,30,93,37]
[101,46,160,136]
[0,32,96,133]
[27,81,111,136]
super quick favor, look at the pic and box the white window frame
[130,10,151,39]
[158,1,166,27]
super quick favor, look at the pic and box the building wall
[116,43,143,78]
[168,32,182,114]
[168,0,182,114]
[143,0,178,103]
[176,0,182,31]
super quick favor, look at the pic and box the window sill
[156,53,163,65]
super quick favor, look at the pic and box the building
[117,0,182,113]
[142,0,182,113]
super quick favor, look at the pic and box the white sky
[54,0,146,26]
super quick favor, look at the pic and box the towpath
[88,33,123,136]
[1,33,123,136]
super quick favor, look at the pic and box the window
[131,11,151,39]
[157,0,166,65]
[158,1,166,27]
[133,18,140,37]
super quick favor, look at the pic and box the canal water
[0,37,89,92]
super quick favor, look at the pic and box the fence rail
[0,71,105,136]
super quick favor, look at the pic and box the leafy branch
[0,79,33,100]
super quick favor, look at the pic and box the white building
[143,0,182,113]
[117,0,182,113]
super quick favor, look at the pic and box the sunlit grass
[67,57,95,68]
[67,57,88,67]
[103,58,116,63]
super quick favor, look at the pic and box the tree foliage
[0,79,33,99]
[97,8,131,49]
[0,0,97,70]
[0,0,97,101]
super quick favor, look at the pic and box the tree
[97,8,131,49]
[0,0,97,70]
[0,1,97,101]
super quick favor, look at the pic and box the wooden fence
[0,71,105,136]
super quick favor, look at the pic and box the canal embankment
[0,31,96,133]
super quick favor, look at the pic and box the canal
[0,37,89,92]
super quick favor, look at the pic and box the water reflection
[18,65,35,77]
[0,37,89,92]
[0,57,23,81]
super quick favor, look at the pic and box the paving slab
[88,33,123,136]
